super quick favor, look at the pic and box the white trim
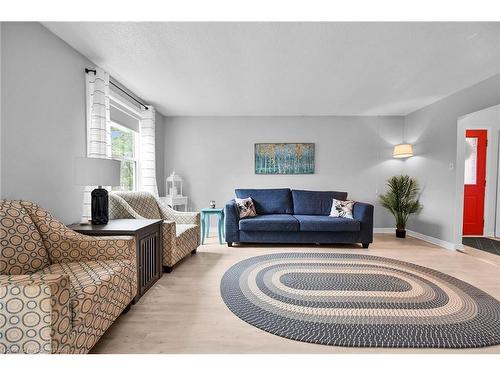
[373,227,394,234]
[406,230,456,250]
[485,230,495,238]
[374,227,457,250]
[109,91,142,118]
[109,122,140,191]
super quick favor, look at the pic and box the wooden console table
[69,219,163,303]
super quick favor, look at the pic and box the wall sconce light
[393,143,413,159]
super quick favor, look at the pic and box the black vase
[396,229,406,238]
[91,187,109,225]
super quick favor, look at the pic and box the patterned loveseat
[0,200,137,354]
[109,192,200,272]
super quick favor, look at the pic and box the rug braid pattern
[220,252,500,348]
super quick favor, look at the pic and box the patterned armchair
[109,191,200,272]
[0,200,137,354]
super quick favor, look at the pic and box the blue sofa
[224,188,374,248]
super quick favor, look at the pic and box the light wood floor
[91,234,500,354]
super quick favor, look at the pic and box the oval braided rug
[220,252,500,348]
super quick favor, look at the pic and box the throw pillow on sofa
[235,197,257,218]
[329,199,355,219]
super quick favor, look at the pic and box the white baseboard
[406,230,456,250]
[373,228,394,234]
[374,227,457,250]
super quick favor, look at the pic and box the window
[464,137,478,185]
[111,122,139,191]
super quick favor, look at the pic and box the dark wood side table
[68,219,163,303]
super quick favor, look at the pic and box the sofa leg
[163,266,173,273]
[227,242,233,247]
[191,249,197,255]
[121,302,132,315]
[362,243,370,249]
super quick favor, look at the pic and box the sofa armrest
[0,274,73,354]
[224,199,240,243]
[353,201,374,244]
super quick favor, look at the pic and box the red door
[463,129,487,235]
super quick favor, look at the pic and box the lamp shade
[74,157,121,186]
[393,144,413,159]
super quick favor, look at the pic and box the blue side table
[201,208,225,245]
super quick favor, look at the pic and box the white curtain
[139,107,159,197]
[82,68,111,221]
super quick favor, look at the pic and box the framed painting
[254,143,315,174]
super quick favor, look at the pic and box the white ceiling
[43,22,500,116]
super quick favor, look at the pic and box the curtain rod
[85,68,149,110]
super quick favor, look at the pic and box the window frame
[109,91,144,192]
[110,120,140,192]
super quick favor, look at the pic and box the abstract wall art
[254,143,315,174]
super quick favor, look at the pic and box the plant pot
[396,229,406,238]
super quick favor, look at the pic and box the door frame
[462,129,487,236]
[454,104,500,249]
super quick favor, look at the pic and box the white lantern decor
[159,171,188,211]
[167,171,183,197]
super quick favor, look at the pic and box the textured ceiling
[43,22,500,116]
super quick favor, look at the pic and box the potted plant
[379,175,423,238]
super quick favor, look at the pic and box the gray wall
[1,22,167,224]
[164,116,405,228]
[404,74,500,244]
[0,22,3,199]
[1,22,91,224]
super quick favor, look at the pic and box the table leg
[201,212,205,245]
[217,213,223,244]
[205,214,210,238]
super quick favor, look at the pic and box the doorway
[455,104,500,253]
[462,129,487,235]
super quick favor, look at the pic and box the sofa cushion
[37,259,135,327]
[239,214,299,232]
[0,200,50,275]
[235,188,293,214]
[294,215,360,232]
[292,190,348,215]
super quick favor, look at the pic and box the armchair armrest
[224,199,240,244]
[44,229,136,264]
[20,199,136,264]
[157,200,200,226]
[160,220,177,267]
[0,274,73,354]
[109,194,144,219]
[353,201,374,244]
